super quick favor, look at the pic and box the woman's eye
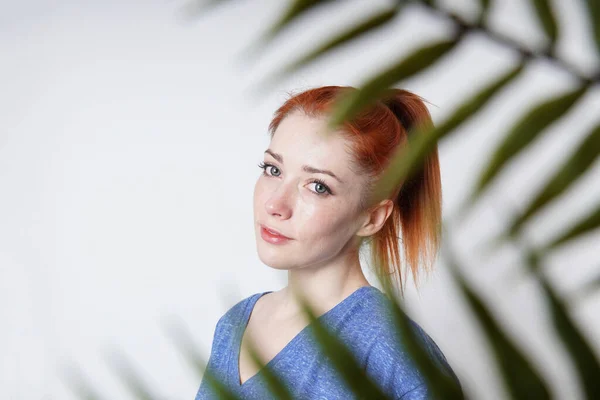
[258,162,280,176]
[258,162,332,196]
[267,165,281,176]
[311,180,332,196]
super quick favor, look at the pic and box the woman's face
[253,110,372,271]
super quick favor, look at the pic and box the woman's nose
[265,183,293,219]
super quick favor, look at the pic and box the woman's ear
[355,199,394,238]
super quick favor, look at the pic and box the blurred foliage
[65,0,600,399]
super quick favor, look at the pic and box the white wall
[1,0,599,399]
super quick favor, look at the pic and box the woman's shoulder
[355,289,461,394]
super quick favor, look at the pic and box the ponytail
[370,90,442,298]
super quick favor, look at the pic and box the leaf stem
[410,0,598,85]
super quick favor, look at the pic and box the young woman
[195,86,461,399]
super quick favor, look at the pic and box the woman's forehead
[270,114,352,162]
[272,112,348,151]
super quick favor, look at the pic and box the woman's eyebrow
[264,149,344,184]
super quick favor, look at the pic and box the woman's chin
[256,248,294,270]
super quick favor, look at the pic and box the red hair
[267,86,442,297]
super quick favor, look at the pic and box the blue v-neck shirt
[195,286,461,399]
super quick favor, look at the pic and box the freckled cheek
[252,180,262,211]
[295,206,343,241]
[253,178,272,204]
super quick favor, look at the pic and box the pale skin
[239,109,395,385]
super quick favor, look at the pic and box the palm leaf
[243,337,295,400]
[583,0,600,54]
[478,0,492,21]
[544,201,600,251]
[240,0,339,60]
[377,276,465,399]
[483,201,600,268]
[441,236,552,399]
[327,38,461,129]
[162,316,209,378]
[104,348,161,400]
[295,292,392,399]
[507,123,600,236]
[261,0,338,41]
[256,5,401,93]
[467,84,589,209]
[180,0,234,20]
[530,0,559,47]
[62,363,106,400]
[161,315,242,399]
[368,61,525,206]
[525,248,600,399]
[197,368,243,400]
[569,271,600,303]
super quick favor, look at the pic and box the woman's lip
[260,226,292,244]
[260,224,292,239]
